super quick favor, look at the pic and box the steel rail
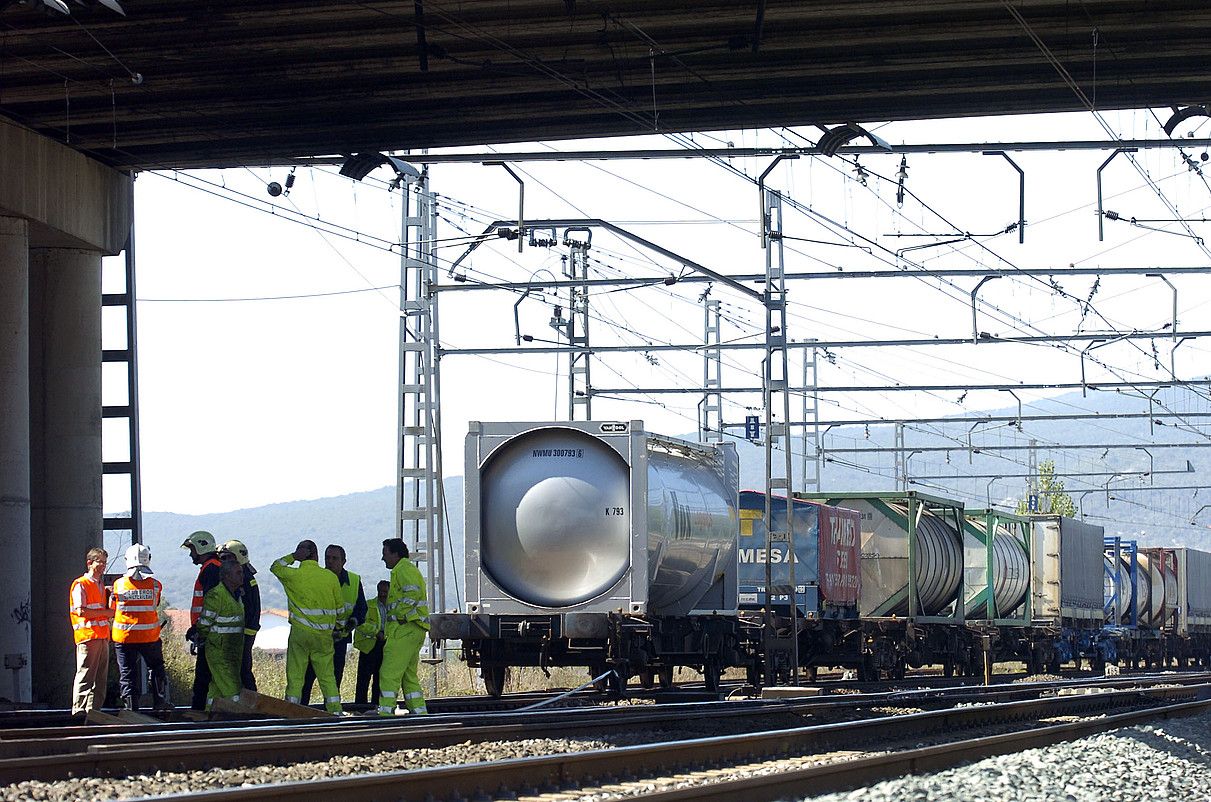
[124,684,1209,802]
[5,674,1204,782]
[2,670,1205,755]
[636,697,1211,801]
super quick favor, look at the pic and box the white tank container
[464,421,739,618]
[964,517,1030,620]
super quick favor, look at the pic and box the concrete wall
[0,217,32,704]
[0,119,131,705]
[29,248,103,707]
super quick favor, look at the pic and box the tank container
[462,421,738,618]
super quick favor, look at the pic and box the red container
[818,504,861,606]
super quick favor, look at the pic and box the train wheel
[607,668,628,698]
[638,669,656,689]
[482,665,508,698]
[703,662,722,694]
[806,666,819,683]
[943,661,955,678]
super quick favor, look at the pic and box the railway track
[113,680,1211,801]
[1,672,1207,789]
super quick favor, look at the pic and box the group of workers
[68,532,431,718]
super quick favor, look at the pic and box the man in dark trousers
[354,580,390,704]
[219,539,260,691]
[181,530,223,710]
[301,543,366,703]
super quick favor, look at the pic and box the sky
[105,107,1211,520]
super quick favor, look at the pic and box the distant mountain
[144,479,465,613]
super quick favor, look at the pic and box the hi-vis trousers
[377,623,427,715]
[285,626,343,713]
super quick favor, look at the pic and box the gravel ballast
[803,709,1211,802]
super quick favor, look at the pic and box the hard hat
[181,530,217,555]
[124,543,152,570]
[220,539,250,565]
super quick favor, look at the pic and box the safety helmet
[181,530,217,555]
[220,539,250,565]
[124,543,152,570]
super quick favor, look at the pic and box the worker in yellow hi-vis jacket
[377,538,430,716]
[194,559,246,710]
[270,540,344,713]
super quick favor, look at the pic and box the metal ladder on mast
[565,232,592,420]
[799,342,821,491]
[700,298,723,443]
[396,170,445,663]
[101,227,143,554]
[762,189,799,686]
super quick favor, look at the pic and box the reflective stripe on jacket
[353,598,384,653]
[197,584,245,651]
[191,557,223,627]
[270,555,343,633]
[387,559,430,632]
[111,575,163,644]
[69,576,111,644]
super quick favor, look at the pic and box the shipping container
[798,492,965,621]
[1032,516,1104,626]
[737,492,860,617]
[1174,547,1211,636]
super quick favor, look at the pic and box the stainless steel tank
[466,421,738,617]
[1103,555,1132,624]
[820,495,962,618]
[1137,552,1165,626]
[965,519,1030,619]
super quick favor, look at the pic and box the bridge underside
[2,1,1211,169]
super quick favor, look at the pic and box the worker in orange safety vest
[110,543,170,711]
[69,547,113,715]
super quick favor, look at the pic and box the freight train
[428,421,1211,694]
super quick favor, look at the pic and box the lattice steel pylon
[396,168,445,662]
[762,188,799,685]
[701,298,723,443]
[564,232,592,420]
[799,341,821,491]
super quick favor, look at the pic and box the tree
[1016,459,1077,517]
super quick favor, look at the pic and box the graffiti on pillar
[10,598,30,629]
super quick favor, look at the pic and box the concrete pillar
[0,216,32,704]
[28,246,102,707]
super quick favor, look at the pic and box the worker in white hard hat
[182,530,223,710]
[110,543,170,711]
[219,539,261,691]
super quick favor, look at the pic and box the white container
[464,421,739,618]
